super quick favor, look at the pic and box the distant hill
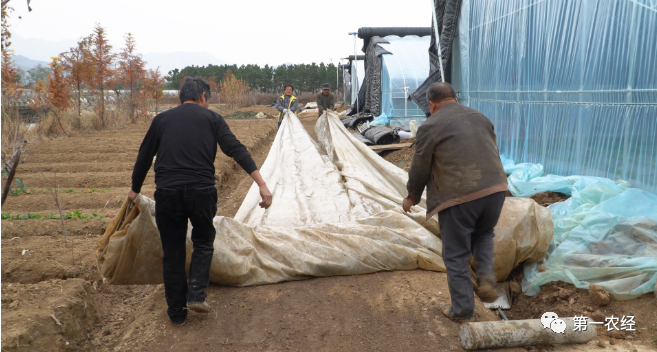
[11,35,79,62]
[14,55,49,71]
[10,36,232,77]
[143,52,231,75]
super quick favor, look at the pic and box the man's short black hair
[284,84,294,91]
[426,82,456,103]
[179,77,211,104]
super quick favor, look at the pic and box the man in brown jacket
[403,82,507,322]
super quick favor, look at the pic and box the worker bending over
[129,77,273,326]
[316,82,335,117]
[275,84,301,129]
[403,82,507,322]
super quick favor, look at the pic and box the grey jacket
[406,102,508,220]
[275,95,301,122]
[316,92,335,116]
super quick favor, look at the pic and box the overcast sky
[9,0,433,69]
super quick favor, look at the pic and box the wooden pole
[1,148,22,206]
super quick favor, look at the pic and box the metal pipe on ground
[459,317,596,350]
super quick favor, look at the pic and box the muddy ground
[1,108,655,352]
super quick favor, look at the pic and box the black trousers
[438,191,505,319]
[154,184,217,322]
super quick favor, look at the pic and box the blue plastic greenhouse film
[455,0,657,194]
[523,188,657,300]
[501,157,656,299]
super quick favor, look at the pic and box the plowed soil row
[1,113,279,352]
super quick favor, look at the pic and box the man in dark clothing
[275,84,301,129]
[403,82,508,322]
[128,77,273,325]
[316,82,335,117]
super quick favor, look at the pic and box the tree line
[2,5,165,129]
[166,62,343,93]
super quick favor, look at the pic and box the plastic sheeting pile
[96,112,552,286]
[341,117,372,129]
[362,126,401,145]
[352,133,373,146]
[501,156,657,300]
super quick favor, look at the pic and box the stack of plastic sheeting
[341,117,373,129]
[97,111,553,287]
[502,158,657,299]
[362,126,400,145]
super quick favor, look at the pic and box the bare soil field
[2,109,655,352]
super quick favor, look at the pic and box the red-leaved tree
[89,24,115,127]
[146,67,165,114]
[47,56,72,112]
[118,32,146,122]
[1,2,23,105]
[61,35,92,124]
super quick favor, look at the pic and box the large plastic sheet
[98,111,446,286]
[502,158,657,299]
[96,111,553,286]
[314,112,551,282]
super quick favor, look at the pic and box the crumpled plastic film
[523,189,657,300]
[502,158,657,299]
[488,198,553,282]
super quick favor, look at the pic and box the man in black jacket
[128,77,272,325]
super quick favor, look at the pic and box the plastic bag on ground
[369,113,391,126]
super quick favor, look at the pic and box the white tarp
[97,111,552,286]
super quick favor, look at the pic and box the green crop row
[1,210,107,220]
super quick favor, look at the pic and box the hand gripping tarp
[96,111,552,286]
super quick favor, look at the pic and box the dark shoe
[441,304,476,323]
[188,301,211,313]
[171,318,186,326]
[477,284,499,303]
